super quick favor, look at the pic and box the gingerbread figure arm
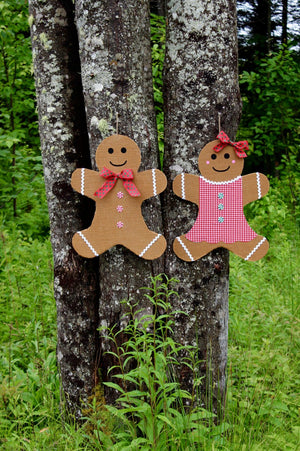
[243,172,270,205]
[135,169,167,200]
[173,173,199,204]
[71,168,101,200]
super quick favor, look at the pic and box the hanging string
[218,112,222,134]
[116,112,119,135]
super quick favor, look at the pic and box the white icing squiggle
[256,172,261,199]
[245,237,266,261]
[181,173,185,199]
[152,168,157,196]
[81,168,85,195]
[139,234,161,257]
[177,237,194,261]
[199,175,241,185]
[78,231,98,256]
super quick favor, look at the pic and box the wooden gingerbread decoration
[71,134,167,259]
[173,131,270,262]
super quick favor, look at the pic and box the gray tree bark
[29,0,163,412]
[74,0,164,405]
[163,0,241,411]
[28,1,100,416]
[29,0,241,416]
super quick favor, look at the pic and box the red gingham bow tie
[213,131,248,158]
[94,167,141,199]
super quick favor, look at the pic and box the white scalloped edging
[256,172,261,199]
[81,168,85,195]
[245,237,266,261]
[78,231,98,256]
[181,173,185,199]
[200,175,241,185]
[177,237,194,261]
[139,234,161,257]
[152,168,157,196]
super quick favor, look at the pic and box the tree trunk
[252,0,273,55]
[29,0,163,412]
[28,1,100,415]
[150,0,166,16]
[74,0,164,405]
[163,0,241,411]
[281,0,288,44]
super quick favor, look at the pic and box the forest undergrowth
[0,173,299,450]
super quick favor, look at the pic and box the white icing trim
[256,172,261,199]
[181,173,186,199]
[200,175,241,185]
[81,168,85,195]
[139,234,161,257]
[78,231,98,256]
[177,237,194,261]
[245,237,266,261]
[152,168,157,196]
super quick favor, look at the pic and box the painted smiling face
[95,134,141,173]
[198,139,244,182]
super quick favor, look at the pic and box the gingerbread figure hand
[173,131,270,262]
[71,168,101,199]
[242,172,269,205]
[173,173,200,204]
[71,134,167,260]
[135,169,167,201]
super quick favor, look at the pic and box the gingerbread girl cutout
[71,135,167,259]
[173,131,270,262]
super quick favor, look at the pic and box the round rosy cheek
[206,160,210,165]
[232,159,236,164]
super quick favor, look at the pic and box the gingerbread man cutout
[71,135,167,259]
[173,131,270,262]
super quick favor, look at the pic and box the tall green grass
[0,176,299,449]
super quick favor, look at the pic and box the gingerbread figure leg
[72,228,112,258]
[226,235,269,261]
[173,235,215,262]
[125,230,166,260]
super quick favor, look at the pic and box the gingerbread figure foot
[72,229,100,258]
[173,235,215,262]
[227,235,269,261]
[135,233,167,260]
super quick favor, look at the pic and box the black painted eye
[121,147,127,154]
[224,153,230,159]
[108,147,114,154]
[211,154,217,160]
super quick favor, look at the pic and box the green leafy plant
[87,275,221,450]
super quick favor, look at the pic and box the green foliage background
[0,0,48,236]
[0,3,299,450]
